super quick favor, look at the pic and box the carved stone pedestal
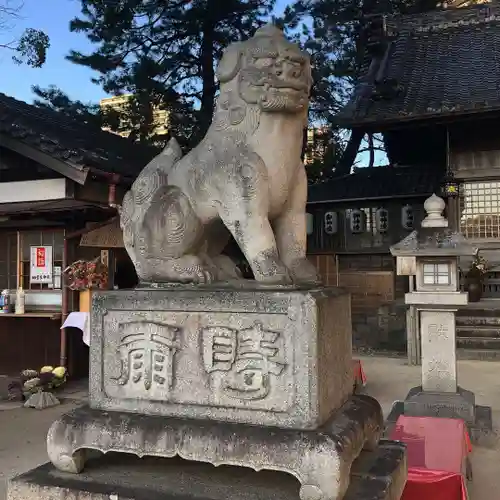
[88,285,354,429]
[10,442,407,500]
[404,385,476,424]
[40,285,407,500]
[46,397,386,500]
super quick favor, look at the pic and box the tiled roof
[307,165,443,203]
[0,93,156,179]
[338,3,500,127]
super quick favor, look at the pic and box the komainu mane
[120,24,319,285]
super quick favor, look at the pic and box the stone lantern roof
[390,193,477,257]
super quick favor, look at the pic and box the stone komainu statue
[120,25,319,285]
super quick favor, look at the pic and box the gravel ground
[0,357,498,499]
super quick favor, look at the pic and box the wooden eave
[0,133,89,185]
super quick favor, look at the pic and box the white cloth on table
[61,312,90,346]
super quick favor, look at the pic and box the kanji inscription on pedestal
[202,322,286,401]
[112,321,181,395]
[93,287,353,429]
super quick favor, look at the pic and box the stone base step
[457,308,500,320]
[457,336,500,350]
[346,440,407,500]
[457,316,500,327]
[457,348,500,361]
[384,398,495,448]
[7,447,407,500]
[457,325,500,338]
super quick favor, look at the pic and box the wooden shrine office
[0,93,153,376]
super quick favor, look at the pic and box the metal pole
[60,229,68,367]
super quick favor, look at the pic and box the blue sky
[0,0,291,105]
[0,0,106,103]
[0,0,384,167]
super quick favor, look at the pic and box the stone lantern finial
[421,193,448,228]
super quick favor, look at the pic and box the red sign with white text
[30,246,53,284]
[36,247,46,267]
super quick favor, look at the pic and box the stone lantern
[390,194,492,440]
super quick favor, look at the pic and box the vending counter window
[0,229,71,376]
[0,229,64,311]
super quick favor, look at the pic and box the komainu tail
[119,137,183,218]
[145,136,183,176]
[119,137,183,267]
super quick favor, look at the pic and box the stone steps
[457,336,500,350]
[456,309,500,359]
[457,308,500,319]
[456,315,500,327]
[457,348,500,361]
[457,325,500,338]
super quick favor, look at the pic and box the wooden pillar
[108,250,116,290]
[406,275,421,366]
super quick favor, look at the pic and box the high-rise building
[304,126,330,165]
[439,0,490,6]
[99,94,169,139]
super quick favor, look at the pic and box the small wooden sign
[100,250,109,267]
[397,256,417,276]
[80,219,124,248]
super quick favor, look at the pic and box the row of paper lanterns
[306,205,415,235]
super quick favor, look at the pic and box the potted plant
[465,251,488,302]
[7,366,68,408]
[64,258,109,312]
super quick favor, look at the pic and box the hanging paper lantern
[324,211,338,235]
[376,208,389,233]
[350,209,365,234]
[401,205,414,230]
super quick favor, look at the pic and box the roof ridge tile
[0,92,156,177]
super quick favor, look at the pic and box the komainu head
[216,24,312,114]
